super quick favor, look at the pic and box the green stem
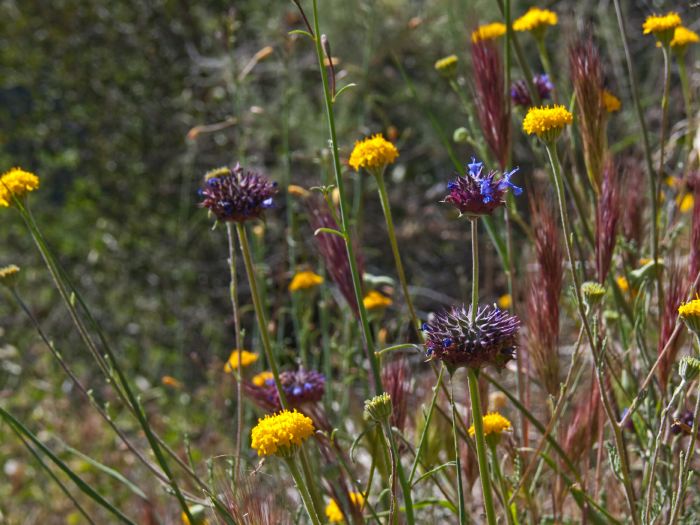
[383,421,415,525]
[677,58,694,154]
[299,447,326,522]
[467,368,498,525]
[374,170,422,340]
[309,0,382,394]
[489,443,516,525]
[236,222,288,409]
[449,376,468,525]
[225,223,244,482]
[409,365,445,484]
[611,0,660,307]
[470,218,479,323]
[285,456,323,525]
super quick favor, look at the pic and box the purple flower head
[443,158,522,217]
[199,163,277,223]
[423,304,520,370]
[244,368,325,411]
[511,74,554,107]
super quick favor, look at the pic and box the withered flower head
[422,304,520,370]
[443,158,521,218]
[199,163,277,222]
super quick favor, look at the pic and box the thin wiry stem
[449,375,468,525]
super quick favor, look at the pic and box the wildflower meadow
[4,1,700,523]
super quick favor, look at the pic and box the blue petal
[468,157,483,177]
[447,181,457,190]
[262,197,274,208]
[443,338,452,347]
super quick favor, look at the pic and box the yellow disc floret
[250,409,315,457]
[671,26,700,49]
[513,8,558,33]
[469,412,512,437]
[0,265,20,288]
[679,299,700,335]
[434,55,458,78]
[471,22,507,43]
[0,167,39,207]
[223,349,258,373]
[363,290,393,311]
[643,12,681,36]
[325,492,365,523]
[348,134,399,172]
[602,90,621,113]
[289,270,324,292]
[522,105,573,140]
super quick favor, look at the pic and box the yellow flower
[602,90,621,113]
[671,26,700,49]
[643,12,681,37]
[434,55,458,77]
[288,184,310,198]
[469,412,512,437]
[252,371,274,387]
[161,376,183,389]
[224,349,258,373]
[471,22,507,43]
[522,105,573,141]
[513,8,557,33]
[348,134,399,172]
[497,293,512,309]
[678,193,694,213]
[250,409,315,457]
[0,167,40,207]
[0,265,20,288]
[363,290,393,310]
[181,504,209,525]
[679,298,700,335]
[325,492,365,523]
[289,270,324,292]
[616,275,630,293]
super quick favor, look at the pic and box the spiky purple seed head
[422,303,520,370]
[199,163,277,223]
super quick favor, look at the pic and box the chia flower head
[245,368,325,410]
[513,7,558,36]
[198,163,277,223]
[0,167,39,208]
[422,303,520,370]
[250,409,315,457]
[671,26,699,52]
[223,349,258,373]
[434,55,458,78]
[443,158,521,218]
[0,265,20,288]
[522,105,573,142]
[289,270,324,292]
[325,492,365,523]
[511,74,554,107]
[643,12,682,45]
[472,40,510,168]
[471,22,506,43]
[348,134,398,173]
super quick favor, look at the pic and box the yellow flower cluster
[513,7,557,33]
[0,167,40,207]
[250,409,315,457]
[471,22,506,43]
[363,290,393,310]
[642,12,681,36]
[0,265,20,288]
[348,134,399,172]
[434,55,458,77]
[602,90,621,113]
[678,299,700,320]
[289,270,324,292]
[325,492,365,523]
[468,412,512,437]
[497,293,512,310]
[252,370,274,387]
[223,349,258,373]
[671,26,700,49]
[522,105,573,139]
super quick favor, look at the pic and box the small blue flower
[443,338,453,347]
[468,157,483,177]
[498,167,522,196]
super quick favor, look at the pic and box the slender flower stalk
[448,378,468,525]
[301,0,382,393]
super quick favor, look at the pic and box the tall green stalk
[470,219,479,323]
[448,376,468,525]
[285,456,323,525]
[373,169,422,340]
[467,368,498,525]
[382,420,415,525]
[235,222,288,409]
[306,0,382,394]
